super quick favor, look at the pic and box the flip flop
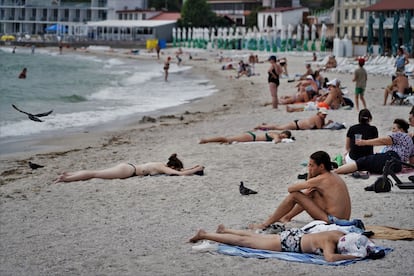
[352,172,369,179]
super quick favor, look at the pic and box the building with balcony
[333,0,413,55]
[0,0,113,35]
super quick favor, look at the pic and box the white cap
[327,78,340,87]
[318,107,328,115]
[306,75,314,80]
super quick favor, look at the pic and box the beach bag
[373,177,392,193]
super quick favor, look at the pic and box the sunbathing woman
[199,130,293,144]
[255,109,330,131]
[54,153,204,183]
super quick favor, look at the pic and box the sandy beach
[0,47,413,275]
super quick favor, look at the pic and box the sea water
[0,47,217,153]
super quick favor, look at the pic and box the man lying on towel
[189,224,377,262]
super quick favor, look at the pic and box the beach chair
[391,87,413,105]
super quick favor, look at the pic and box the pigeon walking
[239,181,257,195]
[29,161,44,170]
[12,104,53,122]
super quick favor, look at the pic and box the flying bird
[12,104,53,122]
[239,181,257,195]
[29,161,44,170]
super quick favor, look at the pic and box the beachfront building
[362,0,414,56]
[333,0,380,43]
[0,0,181,43]
[0,0,113,35]
[207,0,262,26]
[206,0,302,26]
[257,6,308,32]
[334,0,414,50]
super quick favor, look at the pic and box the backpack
[373,177,392,193]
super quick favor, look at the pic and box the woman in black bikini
[54,154,204,183]
[267,56,283,109]
[199,130,293,144]
[164,56,171,81]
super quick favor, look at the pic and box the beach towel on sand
[216,245,392,266]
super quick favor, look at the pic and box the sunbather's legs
[189,228,282,251]
[334,163,358,174]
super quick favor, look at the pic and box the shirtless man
[280,75,319,104]
[249,151,351,229]
[254,109,330,131]
[322,78,344,109]
[190,225,363,262]
[299,64,313,80]
[383,72,410,105]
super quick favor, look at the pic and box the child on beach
[54,154,204,183]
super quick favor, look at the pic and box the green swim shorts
[355,87,365,95]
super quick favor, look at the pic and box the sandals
[352,171,370,179]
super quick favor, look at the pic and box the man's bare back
[302,171,351,220]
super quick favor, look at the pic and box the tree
[246,6,265,28]
[179,0,216,27]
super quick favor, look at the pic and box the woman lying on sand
[189,224,375,262]
[254,109,331,131]
[199,130,293,144]
[54,153,204,183]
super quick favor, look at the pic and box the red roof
[150,12,181,20]
[259,7,308,13]
[363,0,414,11]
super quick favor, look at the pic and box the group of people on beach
[54,49,414,263]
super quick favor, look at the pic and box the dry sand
[0,47,413,275]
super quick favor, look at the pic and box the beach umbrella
[311,24,316,51]
[287,24,293,51]
[303,24,309,51]
[320,23,327,52]
[378,13,385,55]
[403,10,412,55]
[296,24,302,51]
[391,11,400,56]
[367,14,374,55]
[280,25,286,51]
[172,28,177,47]
[177,28,182,47]
[0,35,15,41]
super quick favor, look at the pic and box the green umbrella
[403,10,412,55]
[367,14,374,55]
[378,13,385,55]
[391,11,400,56]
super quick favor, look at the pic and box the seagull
[12,104,53,122]
[239,181,257,195]
[28,161,44,170]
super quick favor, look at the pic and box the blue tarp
[45,24,67,33]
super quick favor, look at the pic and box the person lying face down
[254,109,331,131]
[199,130,293,144]
[54,153,204,183]
[189,225,377,262]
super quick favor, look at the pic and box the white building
[257,6,309,32]
[0,0,146,35]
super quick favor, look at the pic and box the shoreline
[0,48,413,275]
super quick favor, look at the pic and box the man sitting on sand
[299,64,313,80]
[249,151,354,230]
[285,79,344,112]
[383,72,410,105]
[254,108,331,131]
[190,225,372,262]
